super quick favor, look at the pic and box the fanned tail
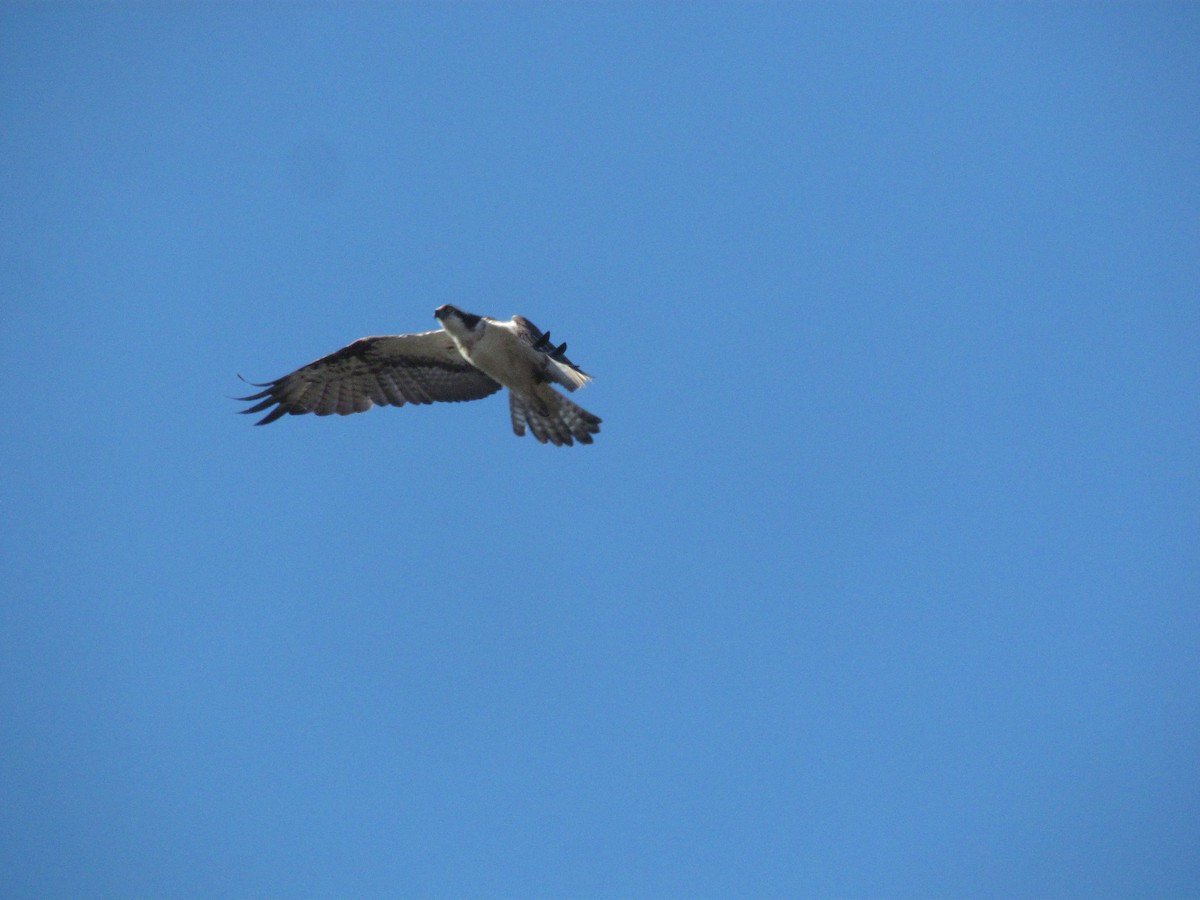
[509,387,601,446]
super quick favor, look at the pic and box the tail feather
[509,387,601,447]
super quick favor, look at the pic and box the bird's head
[435,304,483,337]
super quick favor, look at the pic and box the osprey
[237,305,601,446]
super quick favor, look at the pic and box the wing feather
[511,316,592,392]
[237,331,501,425]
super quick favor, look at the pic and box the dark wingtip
[531,329,583,371]
[234,374,286,423]
[239,397,277,414]
[237,373,274,388]
[234,374,278,401]
[254,406,289,425]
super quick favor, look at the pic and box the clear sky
[2,3,1197,897]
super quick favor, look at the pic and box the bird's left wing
[511,315,591,392]
[237,330,501,425]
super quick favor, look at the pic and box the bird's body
[237,305,601,446]
[441,312,543,397]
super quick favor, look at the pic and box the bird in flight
[237,305,601,446]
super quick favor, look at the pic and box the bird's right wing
[237,331,502,425]
[510,315,591,392]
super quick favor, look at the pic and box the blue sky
[1,3,1197,897]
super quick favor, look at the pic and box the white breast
[460,323,539,392]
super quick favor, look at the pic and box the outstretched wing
[237,331,502,425]
[511,315,591,392]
